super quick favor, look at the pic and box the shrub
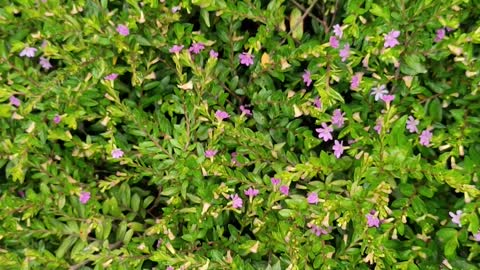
[1,0,480,269]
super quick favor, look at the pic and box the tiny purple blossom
[271,178,280,186]
[406,116,419,133]
[384,30,400,48]
[41,40,48,49]
[240,105,252,116]
[310,224,328,236]
[279,185,289,196]
[53,115,61,124]
[79,191,91,204]
[382,94,395,105]
[166,266,174,270]
[189,42,205,54]
[169,45,184,54]
[332,140,344,158]
[332,109,345,128]
[329,36,339,48]
[239,52,254,66]
[350,74,361,90]
[313,97,322,109]
[10,96,21,107]
[366,211,380,228]
[473,231,480,242]
[419,129,433,146]
[39,57,53,70]
[434,28,446,42]
[307,192,319,204]
[215,110,230,121]
[244,187,259,199]
[449,210,463,227]
[205,150,217,158]
[374,119,382,134]
[303,70,312,87]
[104,73,118,81]
[371,85,388,101]
[171,6,181,13]
[19,47,37,58]
[315,123,333,142]
[111,148,124,159]
[116,24,129,36]
[339,43,350,62]
[333,24,343,38]
[209,49,219,59]
[231,194,243,209]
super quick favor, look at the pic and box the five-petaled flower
[209,49,219,59]
[215,110,229,121]
[366,210,380,228]
[189,42,205,54]
[271,178,280,186]
[339,43,350,62]
[329,36,339,48]
[332,140,344,158]
[205,150,217,158]
[279,185,289,196]
[350,74,361,90]
[104,73,118,81]
[19,47,37,58]
[384,30,400,48]
[333,24,343,38]
[111,148,124,158]
[303,70,312,87]
[244,187,259,199]
[434,28,446,42]
[53,115,61,124]
[240,105,252,116]
[371,85,388,101]
[316,123,333,142]
[382,94,395,105]
[39,57,53,70]
[332,109,345,128]
[169,45,184,54]
[239,52,254,66]
[116,24,129,36]
[231,194,243,209]
[406,116,419,133]
[79,191,91,204]
[307,192,319,204]
[310,224,328,236]
[10,96,21,107]
[449,210,463,227]
[419,129,433,146]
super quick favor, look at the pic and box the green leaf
[401,54,427,75]
[290,8,303,40]
[428,98,443,122]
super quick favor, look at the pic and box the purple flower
[370,85,388,101]
[303,70,312,87]
[374,119,382,134]
[205,150,217,158]
[41,40,48,49]
[332,140,344,158]
[79,191,91,204]
[240,105,252,116]
[473,231,480,242]
[279,185,289,196]
[333,24,343,38]
[449,210,463,227]
[366,210,380,227]
[215,110,230,121]
[116,24,129,36]
[166,266,174,270]
[189,42,205,54]
[315,123,333,142]
[307,192,319,204]
[19,47,37,58]
[313,97,322,109]
[434,28,446,42]
[332,109,345,128]
[271,178,280,186]
[350,74,361,90]
[231,194,243,209]
[309,224,328,236]
[104,73,118,81]
[171,6,181,13]
[406,116,419,133]
[111,148,124,159]
[10,96,21,107]
[244,187,259,199]
[339,43,350,62]
[419,129,433,146]
[384,30,400,48]
[39,57,53,70]
[209,49,219,59]
[239,52,254,66]
[329,36,339,48]
[169,45,184,54]
[382,94,395,105]
[53,115,61,124]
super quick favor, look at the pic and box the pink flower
[406,116,419,133]
[244,187,259,199]
[271,178,280,186]
[279,185,289,196]
[169,45,184,53]
[111,148,124,158]
[205,150,217,158]
[41,40,48,48]
[116,24,129,36]
[19,47,37,58]
[166,266,174,270]
[313,97,322,109]
[374,119,382,134]
[366,210,380,227]
[310,224,328,236]
[382,94,395,105]
[231,194,243,209]
[79,191,91,204]
[303,70,312,87]
[339,43,350,62]
[104,73,118,81]
[240,105,252,116]
[350,74,361,90]
[332,140,344,158]
[371,85,388,101]
[434,28,446,42]
[307,192,319,204]
[333,24,343,38]
[215,110,229,121]
[384,30,400,48]
[209,50,219,59]
[171,6,181,13]
[331,109,345,128]
[315,123,333,142]
[449,210,463,227]
[329,36,339,48]
[10,96,21,107]
[239,52,254,66]
[39,57,53,70]
[419,129,433,146]
[473,231,480,242]
[53,115,61,124]
[189,42,205,54]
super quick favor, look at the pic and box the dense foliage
[1,0,480,269]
